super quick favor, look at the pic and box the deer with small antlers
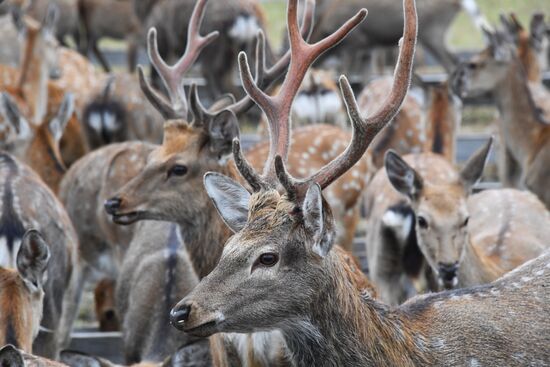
[171,2,550,365]
[453,28,550,209]
[0,152,78,359]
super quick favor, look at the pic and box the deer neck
[493,60,543,160]
[18,39,49,125]
[177,163,237,279]
[458,239,500,288]
[280,251,430,367]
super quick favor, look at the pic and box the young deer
[173,2,550,364]
[383,143,550,291]
[453,28,550,208]
[0,230,50,353]
[0,152,78,359]
[0,93,75,193]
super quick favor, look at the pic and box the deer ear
[41,3,58,34]
[460,137,493,191]
[0,93,32,139]
[204,172,250,233]
[17,230,50,287]
[303,184,333,258]
[385,150,423,200]
[0,345,24,367]
[49,93,74,142]
[208,110,240,158]
[48,93,74,141]
[10,6,25,35]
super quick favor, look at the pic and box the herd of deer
[0,0,548,365]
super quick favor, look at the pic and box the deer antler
[225,0,316,116]
[138,0,218,120]
[234,0,367,189]
[276,0,417,201]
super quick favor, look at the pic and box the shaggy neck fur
[281,250,431,366]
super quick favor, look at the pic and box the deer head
[384,138,493,289]
[0,230,50,352]
[104,0,315,226]
[169,0,416,337]
[0,92,74,191]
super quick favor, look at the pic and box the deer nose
[438,262,459,287]
[170,303,191,331]
[104,197,122,215]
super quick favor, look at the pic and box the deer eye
[168,164,188,177]
[417,216,429,229]
[252,253,279,272]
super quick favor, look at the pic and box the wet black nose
[104,197,122,215]
[438,262,459,282]
[170,303,191,331]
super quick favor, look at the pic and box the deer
[0,230,50,353]
[172,1,550,364]
[25,0,80,48]
[0,152,78,359]
[0,345,69,367]
[143,0,273,98]
[77,0,141,72]
[380,144,550,294]
[359,76,462,170]
[452,27,550,209]
[0,92,75,193]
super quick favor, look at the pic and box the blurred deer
[0,231,50,353]
[453,28,550,208]
[0,153,78,358]
[0,345,68,367]
[26,0,80,47]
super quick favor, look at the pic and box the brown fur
[94,278,120,332]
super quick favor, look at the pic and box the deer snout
[438,262,459,289]
[104,197,122,215]
[170,303,191,331]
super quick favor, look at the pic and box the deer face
[170,179,335,337]
[0,230,50,352]
[452,32,514,98]
[105,109,239,226]
[384,139,492,289]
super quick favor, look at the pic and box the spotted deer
[382,144,550,293]
[453,28,550,208]
[77,0,141,72]
[0,230,50,353]
[359,77,461,170]
[0,152,78,358]
[173,2,550,364]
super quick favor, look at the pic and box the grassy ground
[261,0,550,50]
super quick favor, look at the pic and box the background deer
[0,152,78,358]
[452,28,550,208]
[384,143,550,291]
[0,230,50,353]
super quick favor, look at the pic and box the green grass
[260,0,550,51]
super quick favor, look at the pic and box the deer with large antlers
[453,28,550,209]
[172,2,550,364]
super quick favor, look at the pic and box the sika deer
[453,28,550,208]
[174,2,550,364]
[383,144,549,291]
[0,345,67,367]
[0,230,50,352]
[0,153,78,358]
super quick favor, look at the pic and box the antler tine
[143,0,218,119]
[239,0,367,183]
[227,0,316,116]
[278,0,417,199]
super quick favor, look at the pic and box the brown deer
[0,230,50,353]
[0,92,75,193]
[0,152,78,359]
[173,2,550,364]
[383,144,550,292]
[0,345,68,367]
[359,77,461,170]
[452,28,550,208]
[77,0,141,72]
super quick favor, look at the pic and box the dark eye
[462,217,469,227]
[168,164,188,177]
[257,253,279,267]
[417,216,429,229]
